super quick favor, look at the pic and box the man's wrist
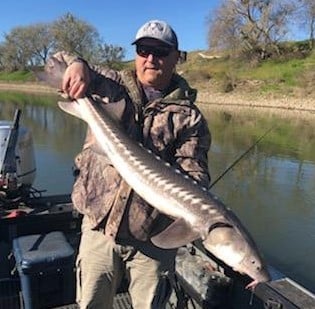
[69,57,89,68]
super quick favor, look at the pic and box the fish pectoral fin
[151,218,200,249]
[58,101,82,119]
[101,99,126,121]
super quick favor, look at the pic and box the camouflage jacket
[54,52,211,242]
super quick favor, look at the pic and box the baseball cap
[132,20,178,49]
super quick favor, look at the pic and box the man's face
[135,38,179,90]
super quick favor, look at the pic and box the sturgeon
[39,56,271,288]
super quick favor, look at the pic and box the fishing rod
[209,125,276,189]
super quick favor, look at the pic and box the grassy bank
[177,49,315,99]
[0,90,59,106]
[0,70,35,82]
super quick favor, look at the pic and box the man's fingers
[70,83,88,99]
[62,62,90,99]
[63,77,87,99]
[62,75,71,94]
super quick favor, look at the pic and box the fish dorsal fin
[151,218,200,249]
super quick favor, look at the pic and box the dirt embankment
[197,91,315,113]
[0,82,55,94]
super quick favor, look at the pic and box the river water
[1,94,315,293]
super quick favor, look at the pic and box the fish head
[36,56,67,89]
[202,225,270,283]
[235,242,271,284]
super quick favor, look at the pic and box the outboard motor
[0,110,36,204]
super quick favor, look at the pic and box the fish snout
[244,259,271,283]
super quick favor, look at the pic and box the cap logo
[143,22,164,37]
[133,19,179,49]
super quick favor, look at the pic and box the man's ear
[178,51,187,64]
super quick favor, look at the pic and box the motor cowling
[0,121,36,191]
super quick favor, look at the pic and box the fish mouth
[208,222,233,233]
[235,263,271,285]
[245,268,271,290]
[245,279,260,290]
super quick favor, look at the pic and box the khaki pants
[76,218,176,309]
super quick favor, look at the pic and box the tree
[297,0,315,49]
[208,0,297,60]
[27,23,55,65]
[0,23,54,71]
[1,27,33,71]
[0,43,10,71]
[51,13,101,60]
[93,43,125,68]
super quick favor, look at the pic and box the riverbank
[1,81,315,114]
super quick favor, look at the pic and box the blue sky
[0,1,221,60]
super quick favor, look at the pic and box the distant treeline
[0,13,125,72]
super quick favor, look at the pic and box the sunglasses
[136,44,173,58]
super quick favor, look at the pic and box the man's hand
[62,61,91,99]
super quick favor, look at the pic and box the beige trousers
[76,218,176,309]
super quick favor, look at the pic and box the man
[57,20,211,309]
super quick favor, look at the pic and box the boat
[1,110,315,309]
